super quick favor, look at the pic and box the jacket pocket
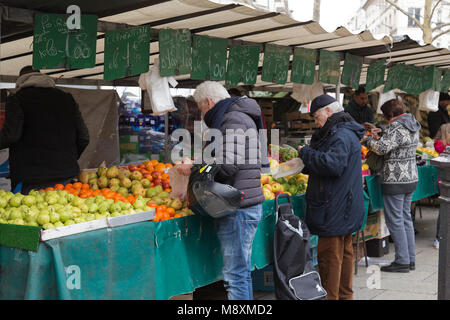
[306,201,328,229]
[344,190,353,220]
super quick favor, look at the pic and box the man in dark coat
[427,92,450,139]
[344,85,374,130]
[0,66,90,194]
[298,94,365,300]
[177,81,265,300]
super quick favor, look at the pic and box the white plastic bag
[272,158,304,179]
[168,165,190,201]
[291,72,324,105]
[418,90,439,112]
[138,58,178,115]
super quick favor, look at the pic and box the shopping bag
[168,166,190,201]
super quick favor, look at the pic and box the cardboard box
[356,210,390,242]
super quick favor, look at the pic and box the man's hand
[298,145,305,152]
[371,128,382,140]
[363,122,375,131]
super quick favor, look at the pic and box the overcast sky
[289,0,362,32]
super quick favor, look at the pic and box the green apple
[42,223,55,230]
[26,221,39,227]
[0,197,8,208]
[35,194,45,203]
[98,203,109,214]
[85,214,95,221]
[22,195,36,207]
[12,218,25,225]
[110,212,123,217]
[9,195,23,208]
[49,212,60,224]
[73,217,85,224]
[88,203,99,213]
[109,203,121,213]
[23,211,38,223]
[64,220,75,226]
[54,221,64,228]
[9,208,22,220]
[37,213,51,226]
[58,209,73,223]
[57,196,68,205]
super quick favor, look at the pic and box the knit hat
[310,94,338,115]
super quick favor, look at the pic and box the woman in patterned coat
[364,99,421,273]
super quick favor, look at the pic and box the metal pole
[431,146,450,300]
[164,112,169,163]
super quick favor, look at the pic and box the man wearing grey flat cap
[297,94,365,300]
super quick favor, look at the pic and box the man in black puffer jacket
[0,66,90,194]
[177,81,265,300]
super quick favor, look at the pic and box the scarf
[203,97,240,129]
[309,111,355,149]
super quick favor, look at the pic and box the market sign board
[442,70,450,93]
[261,44,291,84]
[104,26,151,81]
[159,29,192,77]
[422,66,442,92]
[365,59,386,93]
[33,14,98,70]
[318,50,340,85]
[341,53,362,89]
[191,35,228,81]
[290,47,316,85]
[384,63,403,92]
[225,45,260,86]
[400,65,423,95]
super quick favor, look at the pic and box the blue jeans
[382,192,416,265]
[215,204,262,300]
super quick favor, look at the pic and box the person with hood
[298,94,365,300]
[176,81,265,300]
[0,66,89,194]
[364,98,421,273]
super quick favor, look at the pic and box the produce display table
[365,165,438,212]
[0,195,307,300]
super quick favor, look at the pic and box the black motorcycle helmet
[187,164,244,218]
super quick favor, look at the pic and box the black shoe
[380,262,410,273]
[410,262,415,270]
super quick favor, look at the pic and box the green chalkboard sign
[104,26,150,81]
[319,50,341,85]
[400,65,423,95]
[341,53,362,89]
[290,47,317,85]
[365,59,386,93]
[384,63,403,92]
[159,29,192,77]
[33,14,98,70]
[422,66,442,92]
[261,44,291,84]
[442,70,450,93]
[225,45,260,86]
[191,36,228,81]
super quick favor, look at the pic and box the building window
[408,8,421,27]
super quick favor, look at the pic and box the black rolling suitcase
[273,193,327,300]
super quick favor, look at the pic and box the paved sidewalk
[253,205,440,300]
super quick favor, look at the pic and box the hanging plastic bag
[138,58,178,116]
[272,158,304,179]
[168,160,192,201]
[418,90,439,112]
[291,72,324,105]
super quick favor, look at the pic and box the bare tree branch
[385,0,425,31]
[433,22,450,30]
[430,0,443,19]
[432,27,450,41]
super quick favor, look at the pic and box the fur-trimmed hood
[15,72,55,90]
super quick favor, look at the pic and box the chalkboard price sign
[104,26,151,81]
[400,65,423,95]
[422,66,442,92]
[441,70,450,93]
[318,50,341,85]
[225,45,260,86]
[384,63,403,92]
[341,53,362,89]
[365,59,386,93]
[33,14,98,70]
[159,29,192,77]
[191,35,228,81]
[261,44,291,84]
[290,47,317,85]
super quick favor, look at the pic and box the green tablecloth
[365,165,439,213]
[0,195,307,300]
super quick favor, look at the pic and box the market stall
[0,0,448,301]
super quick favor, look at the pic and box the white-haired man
[177,81,265,300]
[298,94,365,300]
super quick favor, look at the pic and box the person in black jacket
[177,81,265,300]
[0,66,90,194]
[298,94,365,300]
[427,93,450,139]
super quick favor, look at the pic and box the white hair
[193,81,230,105]
[317,101,344,115]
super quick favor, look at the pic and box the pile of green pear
[0,189,151,230]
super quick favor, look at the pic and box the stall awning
[1,0,449,90]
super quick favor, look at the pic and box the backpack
[273,193,327,300]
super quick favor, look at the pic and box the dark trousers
[317,234,354,300]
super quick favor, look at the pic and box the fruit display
[0,189,151,229]
[261,173,308,200]
[416,147,438,159]
[269,144,298,163]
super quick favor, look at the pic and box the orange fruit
[165,163,173,169]
[45,187,54,191]
[65,183,73,189]
[150,160,159,166]
[155,163,166,172]
[55,184,65,190]
[73,182,82,190]
[174,213,182,218]
[81,183,89,190]
[166,208,175,217]
[161,173,169,180]
[147,202,157,208]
